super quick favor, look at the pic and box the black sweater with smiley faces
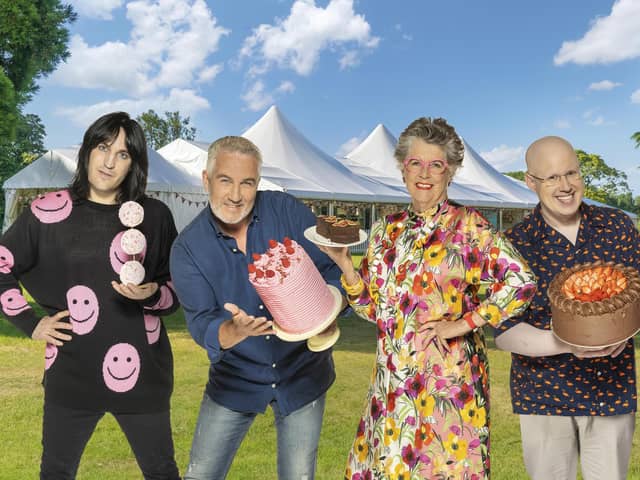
[0,191,178,413]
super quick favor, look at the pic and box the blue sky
[28,0,640,192]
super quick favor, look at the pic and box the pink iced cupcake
[120,228,146,255]
[119,201,144,228]
[120,260,146,285]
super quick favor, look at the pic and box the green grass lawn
[1,311,640,479]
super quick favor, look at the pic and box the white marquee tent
[2,146,206,232]
[343,123,538,210]
[157,108,538,231]
[342,124,513,208]
[457,140,539,207]
[242,106,410,203]
[158,138,328,197]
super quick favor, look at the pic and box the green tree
[632,131,640,149]
[0,1,76,123]
[136,110,198,149]
[0,0,75,221]
[503,171,525,181]
[576,149,631,203]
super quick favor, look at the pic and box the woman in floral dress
[322,117,536,479]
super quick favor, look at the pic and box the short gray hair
[206,136,262,175]
[394,117,465,176]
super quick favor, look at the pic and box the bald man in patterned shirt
[495,136,636,480]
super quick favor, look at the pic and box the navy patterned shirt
[497,203,637,416]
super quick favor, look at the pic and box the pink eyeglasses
[402,157,449,175]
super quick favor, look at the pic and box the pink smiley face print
[145,285,173,311]
[102,343,140,392]
[66,285,99,335]
[31,190,72,224]
[0,288,30,316]
[109,231,147,274]
[0,245,14,274]
[144,314,161,344]
[45,344,58,370]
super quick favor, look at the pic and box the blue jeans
[184,393,326,480]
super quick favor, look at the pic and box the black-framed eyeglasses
[526,170,582,187]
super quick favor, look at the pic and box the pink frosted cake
[248,237,338,337]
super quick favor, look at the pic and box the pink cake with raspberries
[248,237,339,338]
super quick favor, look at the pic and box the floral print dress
[345,201,536,480]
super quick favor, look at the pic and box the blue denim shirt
[170,191,343,415]
[498,203,637,416]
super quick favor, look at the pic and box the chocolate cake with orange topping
[548,260,640,347]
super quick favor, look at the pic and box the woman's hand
[317,245,353,271]
[31,310,73,346]
[111,281,158,300]
[416,318,469,352]
[317,245,361,289]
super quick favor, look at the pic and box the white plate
[273,285,343,342]
[303,226,367,247]
[307,325,340,352]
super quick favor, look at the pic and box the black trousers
[40,401,180,479]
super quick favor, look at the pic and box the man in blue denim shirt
[170,136,343,479]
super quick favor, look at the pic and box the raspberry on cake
[248,237,341,344]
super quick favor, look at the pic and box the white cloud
[336,135,364,157]
[198,64,223,83]
[583,109,614,126]
[632,89,640,103]
[554,119,571,129]
[55,88,210,127]
[394,23,412,41]
[71,0,124,20]
[588,80,622,91]
[480,145,525,170]
[339,50,359,70]
[588,115,606,126]
[241,80,274,111]
[276,81,295,93]
[51,35,148,94]
[239,0,379,76]
[241,80,296,111]
[53,0,229,97]
[554,0,640,65]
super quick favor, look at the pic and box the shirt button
[265,335,270,340]
[599,402,605,407]
[272,363,276,368]
[232,248,238,253]
[271,383,276,389]
[258,305,264,310]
